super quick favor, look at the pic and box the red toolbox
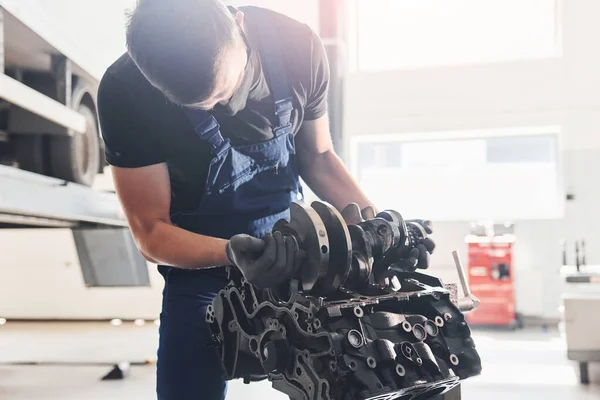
[466,234,517,328]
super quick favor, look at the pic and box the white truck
[0,0,163,320]
[0,0,136,186]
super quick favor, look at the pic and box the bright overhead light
[0,318,6,325]
[134,319,145,326]
[110,319,123,326]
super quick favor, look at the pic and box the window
[356,0,559,71]
[353,130,562,221]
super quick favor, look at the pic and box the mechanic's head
[126,0,249,110]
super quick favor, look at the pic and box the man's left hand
[382,219,436,271]
[407,219,436,270]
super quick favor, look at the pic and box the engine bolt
[319,230,326,237]
[444,313,453,322]
[367,357,377,369]
[353,306,364,318]
[396,364,406,377]
[435,316,445,327]
[416,358,423,366]
[402,321,412,333]
[450,354,460,366]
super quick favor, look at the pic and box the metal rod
[452,251,471,297]
[452,251,480,313]
[575,241,581,272]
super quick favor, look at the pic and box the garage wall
[344,0,600,319]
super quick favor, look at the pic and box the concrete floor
[0,322,598,400]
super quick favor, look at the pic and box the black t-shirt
[97,7,329,215]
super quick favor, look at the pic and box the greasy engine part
[207,202,482,400]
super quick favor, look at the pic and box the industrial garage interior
[1,0,599,399]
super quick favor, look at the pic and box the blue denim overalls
[156,8,302,400]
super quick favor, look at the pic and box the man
[98,1,433,399]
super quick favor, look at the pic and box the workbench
[561,265,600,384]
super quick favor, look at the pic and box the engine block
[207,202,482,400]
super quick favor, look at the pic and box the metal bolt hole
[249,339,258,353]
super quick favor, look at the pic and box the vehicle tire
[49,104,100,186]
[15,134,49,176]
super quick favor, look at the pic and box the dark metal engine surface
[207,202,482,400]
[207,272,481,400]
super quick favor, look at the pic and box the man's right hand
[226,232,305,289]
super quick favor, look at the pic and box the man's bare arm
[111,163,229,268]
[296,113,376,213]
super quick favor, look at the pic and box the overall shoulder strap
[183,109,226,153]
[245,8,293,130]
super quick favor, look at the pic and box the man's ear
[235,11,245,29]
